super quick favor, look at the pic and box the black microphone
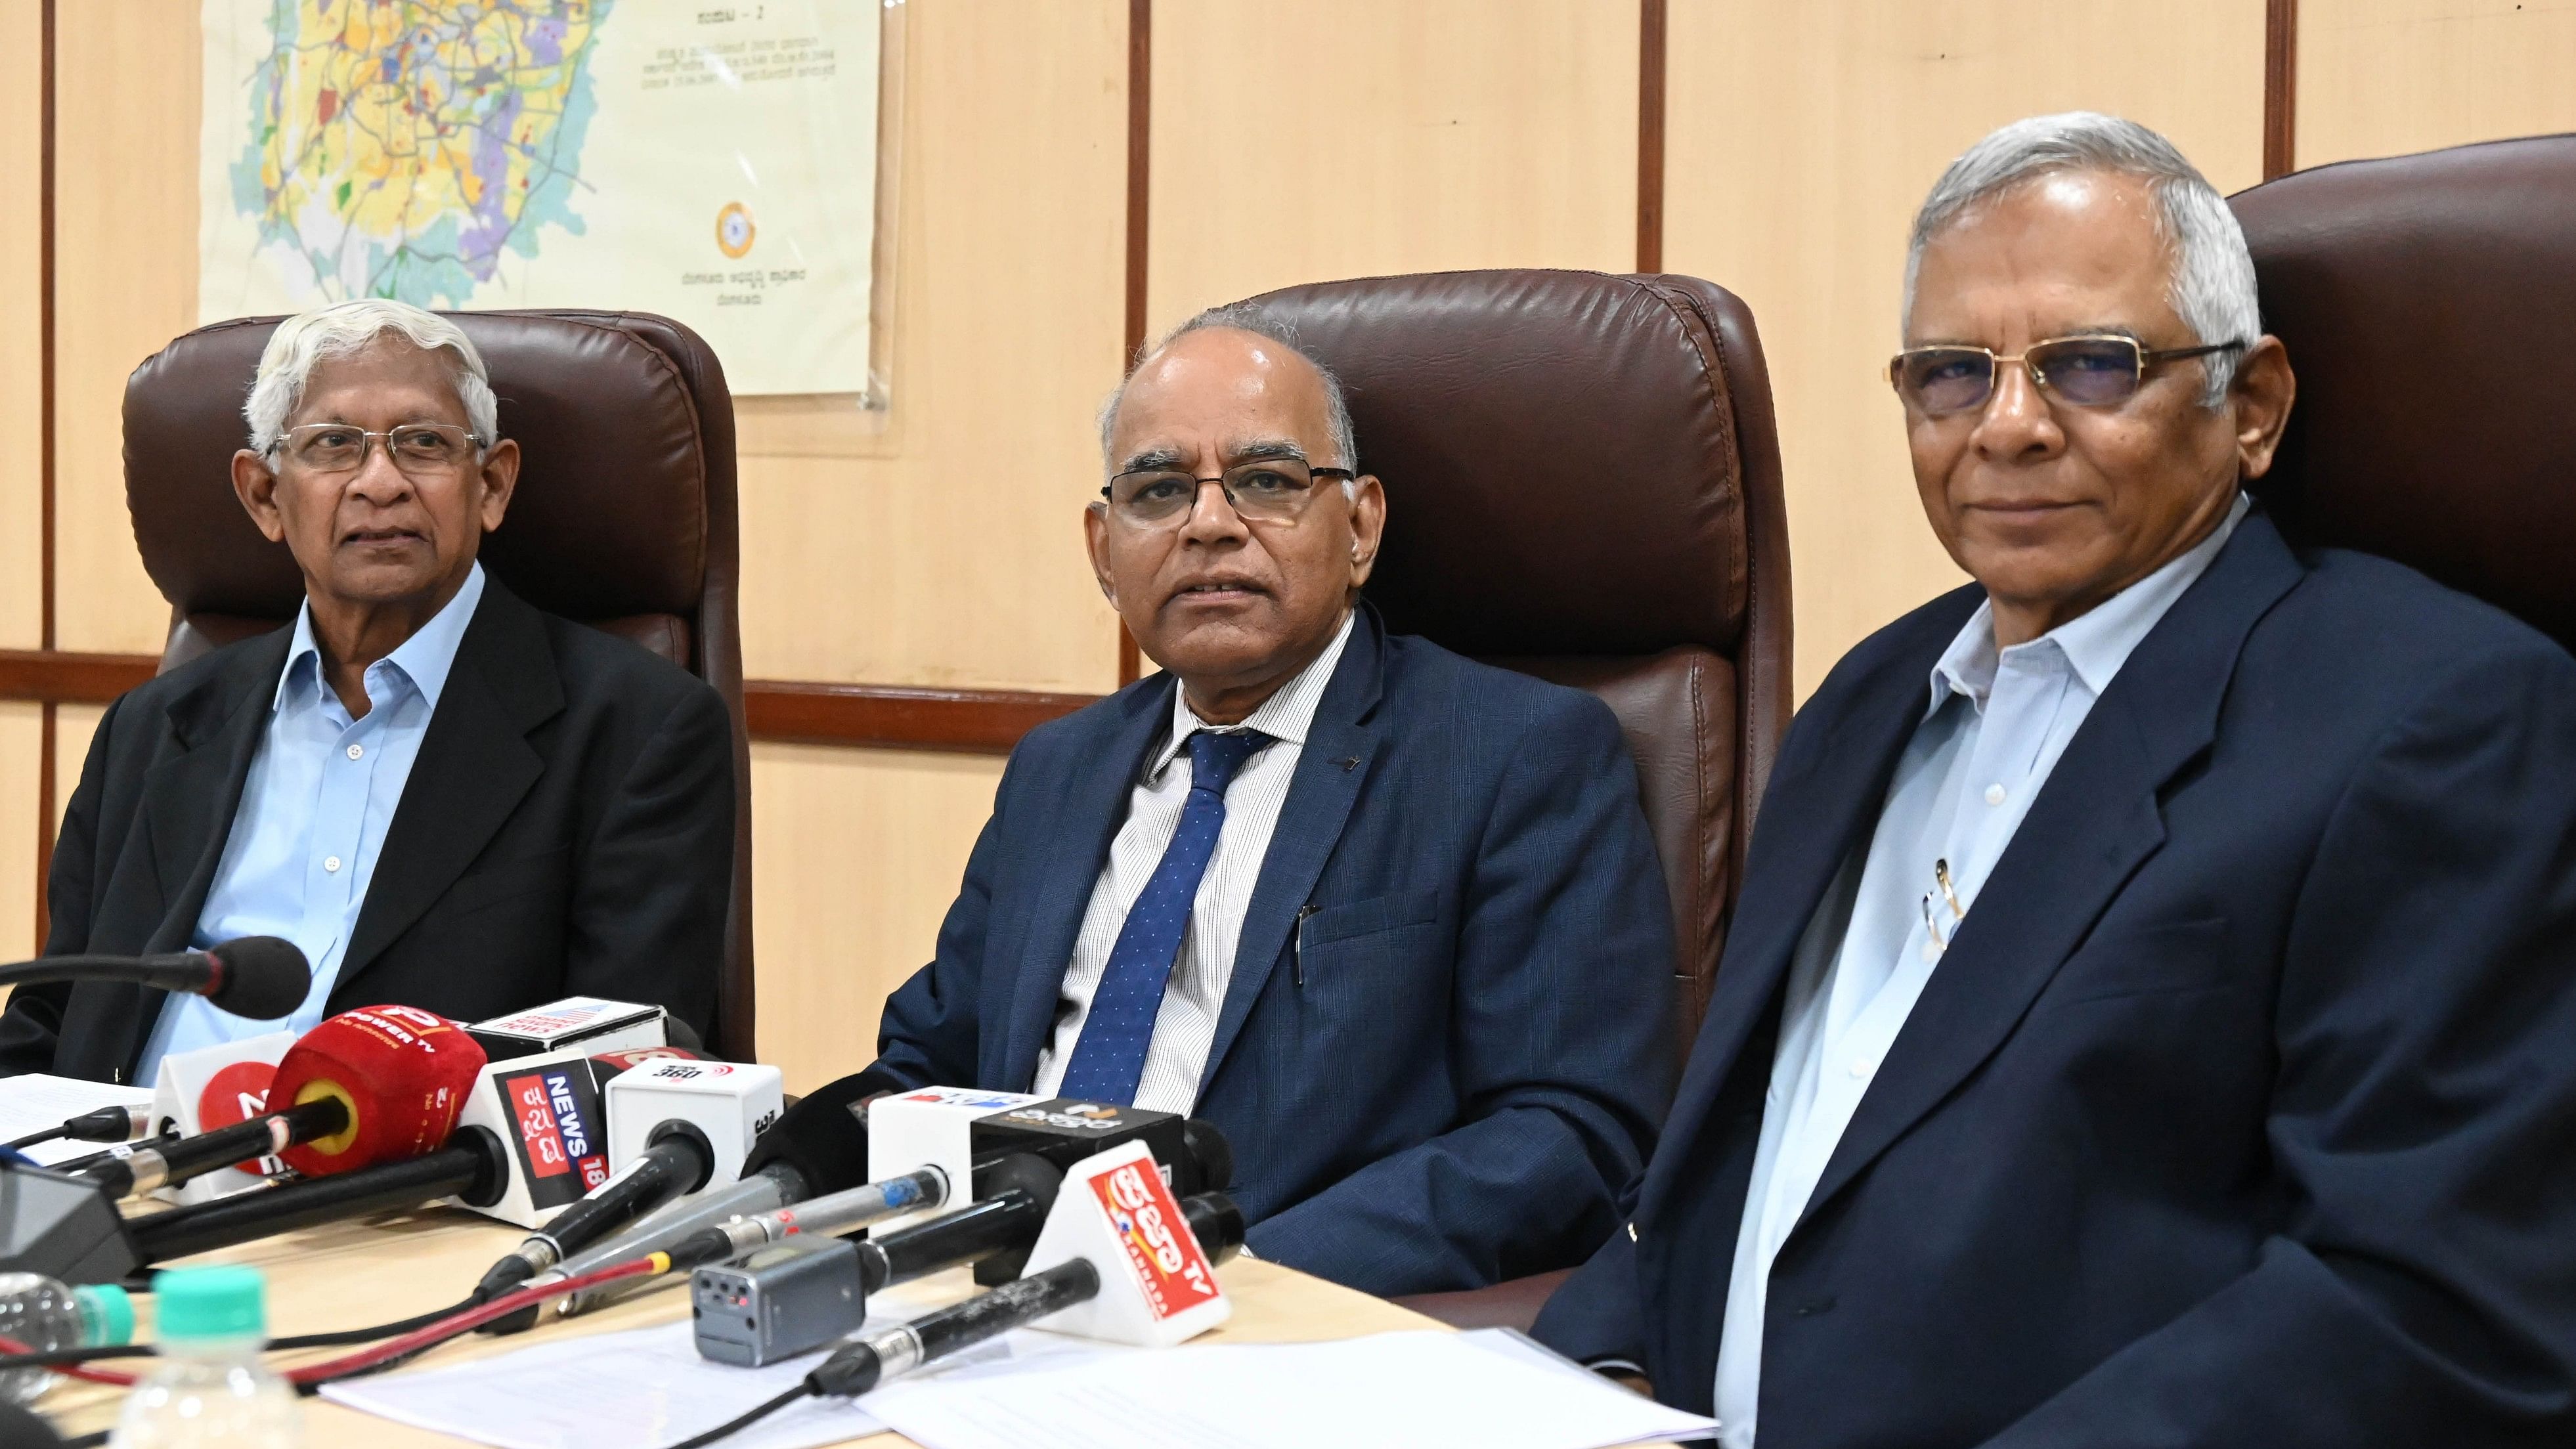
[5,1103,154,1153]
[0,936,309,1019]
[474,1120,716,1300]
[126,1127,512,1265]
[78,1097,350,1200]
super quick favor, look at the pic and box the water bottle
[110,1266,300,1448]
[0,1273,133,1406]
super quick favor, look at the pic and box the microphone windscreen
[268,1006,487,1177]
[737,1067,902,1196]
[202,936,311,1019]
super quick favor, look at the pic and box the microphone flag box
[146,1030,299,1205]
[1021,1140,1231,1347]
[603,1059,784,1192]
[467,997,668,1061]
[865,1087,1049,1233]
[450,1050,618,1228]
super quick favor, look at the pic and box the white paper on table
[318,1309,1128,1449]
[0,1075,155,1167]
[865,1327,1719,1449]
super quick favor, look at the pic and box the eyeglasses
[1888,335,2247,418]
[1101,458,1358,529]
[271,423,483,475]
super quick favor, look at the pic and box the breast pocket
[2043,915,2238,1008]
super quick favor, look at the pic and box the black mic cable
[6,1104,154,1153]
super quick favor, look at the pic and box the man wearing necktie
[852,304,1675,1296]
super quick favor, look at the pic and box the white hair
[1097,302,1361,479]
[242,299,500,453]
[1904,112,2261,407]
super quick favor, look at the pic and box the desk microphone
[0,937,309,1019]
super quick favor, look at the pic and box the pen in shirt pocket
[1293,904,1322,986]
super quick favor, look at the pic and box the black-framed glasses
[1101,458,1358,528]
[1888,335,2247,418]
[269,422,483,476]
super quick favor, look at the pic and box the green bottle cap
[151,1266,267,1344]
[71,1283,133,1347]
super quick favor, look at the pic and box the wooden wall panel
[1145,0,1638,333]
[0,704,39,957]
[1665,1,2267,698]
[2298,0,2576,167]
[51,2,196,656]
[749,743,1004,1094]
[733,0,1127,693]
[0,2,40,651]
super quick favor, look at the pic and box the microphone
[5,1103,153,1153]
[127,1127,513,1265]
[473,1119,716,1301]
[265,1005,487,1177]
[76,1097,349,1200]
[0,937,309,1019]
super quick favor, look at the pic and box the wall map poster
[200,0,881,397]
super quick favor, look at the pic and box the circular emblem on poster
[716,202,756,259]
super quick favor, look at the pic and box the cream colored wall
[2299,0,2576,166]
[14,0,2576,1088]
[1665,1,2268,699]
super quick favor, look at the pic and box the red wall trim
[2264,0,2298,181]
[1637,0,1668,272]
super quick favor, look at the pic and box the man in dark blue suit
[856,305,1673,1296]
[1537,113,2576,1444]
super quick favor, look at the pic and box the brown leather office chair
[2231,133,2576,652]
[1240,269,1794,1326]
[120,309,756,1059]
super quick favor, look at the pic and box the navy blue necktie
[1059,728,1271,1104]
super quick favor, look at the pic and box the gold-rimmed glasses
[1889,335,2246,418]
[270,422,483,476]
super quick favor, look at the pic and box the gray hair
[1097,302,1360,475]
[1904,112,2261,407]
[243,299,500,454]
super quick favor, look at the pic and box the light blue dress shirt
[1712,494,2249,1447]
[136,564,487,1087]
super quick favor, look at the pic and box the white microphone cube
[865,1087,1048,1233]
[146,1031,299,1205]
[604,1059,783,1191]
[1021,1140,1231,1347]
[450,1049,618,1228]
[467,997,668,1061]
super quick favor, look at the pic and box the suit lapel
[138,631,294,951]
[1194,611,1386,1096]
[1635,590,1978,1227]
[1790,513,2305,1230]
[334,582,561,997]
[995,681,1172,1089]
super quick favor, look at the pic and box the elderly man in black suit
[1537,112,2576,1447]
[1,299,733,1083]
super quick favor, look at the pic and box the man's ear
[1083,500,1120,607]
[231,448,287,543]
[2231,335,2296,481]
[1345,474,1387,590]
[476,438,522,532]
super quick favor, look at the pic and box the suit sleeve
[1980,639,2576,1447]
[0,697,122,1076]
[867,758,1022,1092]
[563,682,735,1044]
[1246,692,1676,1293]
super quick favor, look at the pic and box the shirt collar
[1149,608,1356,779]
[274,562,488,716]
[1928,491,2250,718]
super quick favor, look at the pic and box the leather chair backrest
[1242,270,1795,1056]
[2231,134,2576,652]
[121,309,755,1057]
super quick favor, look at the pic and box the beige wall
[9,0,2573,1090]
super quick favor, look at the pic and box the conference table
[35,1209,1504,1441]
[41,1203,1454,1446]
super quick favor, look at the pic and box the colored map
[229,1,615,307]
[202,0,882,396]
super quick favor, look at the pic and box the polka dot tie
[1059,728,1271,1106]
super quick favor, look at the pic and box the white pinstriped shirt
[1031,611,1355,1115]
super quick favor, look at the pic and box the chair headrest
[1241,270,1779,657]
[124,309,723,626]
[2233,134,2576,649]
